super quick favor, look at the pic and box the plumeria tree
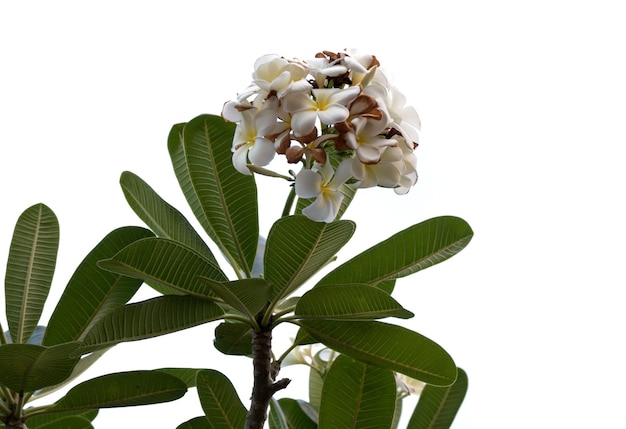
[2,49,472,429]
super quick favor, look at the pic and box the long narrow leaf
[298,320,457,386]
[265,215,355,302]
[168,123,214,256]
[308,367,324,410]
[408,367,468,429]
[98,237,227,298]
[78,295,224,353]
[295,283,413,320]
[213,321,253,356]
[177,417,212,429]
[198,277,271,320]
[43,226,153,346]
[0,342,80,393]
[271,398,317,429]
[5,203,59,344]
[31,348,110,401]
[120,171,218,265]
[317,216,473,287]
[28,416,93,429]
[318,355,396,429]
[50,370,187,411]
[182,114,258,276]
[269,398,289,429]
[25,409,98,429]
[157,368,204,388]
[196,369,247,428]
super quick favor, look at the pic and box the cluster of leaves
[2,114,472,428]
[111,114,473,427]
[1,205,189,428]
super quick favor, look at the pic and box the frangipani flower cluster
[222,50,420,222]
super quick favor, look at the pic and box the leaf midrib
[18,206,43,344]
[275,223,329,304]
[121,179,168,238]
[367,234,472,285]
[201,120,250,277]
[301,322,454,384]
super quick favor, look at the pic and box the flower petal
[290,110,318,136]
[302,191,344,223]
[249,137,276,167]
[295,169,322,199]
[232,144,251,175]
[317,104,350,126]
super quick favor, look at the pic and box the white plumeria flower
[343,113,397,165]
[252,54,311,100]
[283,86,361,136]
[349,145,404,189]
[393,136,418,194]
[295,161,352,223]
[221,86,259,122]
[366,69,421,147]
[231,106,281,175]
[340,49,379,86]
[281,344,313,367]
[305,56,348,88]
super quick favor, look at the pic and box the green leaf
[26,410,98,429]
[5,203,59,344]
[308,367,324,410]
[98,237,227,298]
[318,354,396,429]
[119,171,218,265]
[269,397,289,429]
[196,369,247,429]
[51,370,187,411]
[317,216,473,287]
[298,320,457,386]
[157,368,204,388]
[391,394,403,429]
[31,348,110,401]
[78,295,224,353]
[295,283,413,320]
[265,215,355,302]
[177,416,211,429]
[168,122,212,248]
[181,114,258,276]
[376,279,396,294]
[213,321,253,356]
[270,398,317,429]
[43,226,153,346]
[0,342,80,393]
[198,278,271,320]
[408,367,468,429]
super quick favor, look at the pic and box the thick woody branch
[245,329,291,429]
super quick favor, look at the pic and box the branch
[245,329,291,429]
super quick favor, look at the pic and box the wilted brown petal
[286,146,305,163]
[294,127,318,144]
[310,148,327,164]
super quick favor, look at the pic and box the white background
[1,1,625,428]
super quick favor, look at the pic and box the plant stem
[245,328,290,429]
[281,186,296,218]
[2,393,25,429]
